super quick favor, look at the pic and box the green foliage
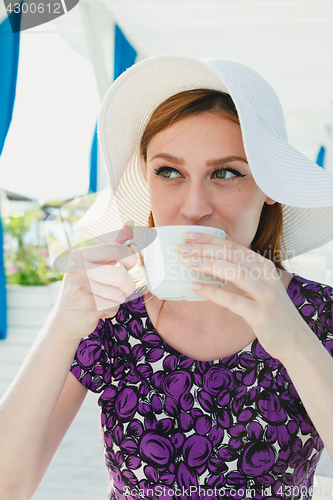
[3,205,64,286]
[3,195,98,286]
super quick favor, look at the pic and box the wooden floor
[0,324,109,500]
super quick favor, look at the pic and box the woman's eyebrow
[149,153,248,166]
[149,153,184,165]
[207,156,248,167]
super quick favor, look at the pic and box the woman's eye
[213,169,245,180]
[153,166,246,180]
[154,167,181,178]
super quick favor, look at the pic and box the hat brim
[74,54,333,259]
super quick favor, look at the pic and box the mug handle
[117,239,145,280]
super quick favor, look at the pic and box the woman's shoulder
[287,273,333,302]
[279,269,331,298]
[287,273,333,349]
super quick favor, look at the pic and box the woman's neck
[144,269,294,333]
[143,269,294,361]
[144,288,254,361]
[145,281,245,332]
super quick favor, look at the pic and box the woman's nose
[179,182,213,222]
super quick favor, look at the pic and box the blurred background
[1,1,333,498]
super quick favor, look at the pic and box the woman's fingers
[179,237,268,266]
[192,282,260,321]
[50,225,138,338]
[66,241,137,274]
[57,225,135,274]
[112,224,134,244]
[177,234,282,300]
[86,264,136,297]
[88,279,128,311]
[186,252,280,301]
[81,242,137,268]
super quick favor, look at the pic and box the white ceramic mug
[124,225,225,301]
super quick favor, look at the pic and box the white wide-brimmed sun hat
[74,54,333,260]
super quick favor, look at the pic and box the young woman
[1,55,333,500]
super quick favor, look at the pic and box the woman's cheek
[227,200,264,247]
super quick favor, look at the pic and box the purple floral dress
[70,275,333,500]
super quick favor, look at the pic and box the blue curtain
[114,24,137,80]
[0,10,21,339]
[88,123,98,193]
[316,146,325,168]
[89,24,137,194]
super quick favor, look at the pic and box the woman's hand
[178,232,308,363]
[52,225,137,340]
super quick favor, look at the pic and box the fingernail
[192,282,204,291]
[182,232,201,241]
[181,257,192,263]
[125,220,135,227]
[115,262,126,269]
[190,256,203,267]
[124,221,134,240]
[177,243,192,253]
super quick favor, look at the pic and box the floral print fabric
[70,275,333,500]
